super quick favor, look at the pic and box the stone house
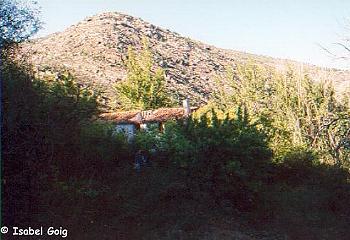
[100,99,196,141]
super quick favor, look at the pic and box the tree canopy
[114,39,174,110]
[213,61,350,166]
[0,0,41,45]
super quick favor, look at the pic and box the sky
[35,0,350,69]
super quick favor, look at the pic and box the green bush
[159,108,272,211]
[134,124,160,151]
[78,122,129,175]
[2,53,99,224]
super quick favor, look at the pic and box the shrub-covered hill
[19,12,350,105]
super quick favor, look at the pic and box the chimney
[132,112,143,123]
[182,98,191,117]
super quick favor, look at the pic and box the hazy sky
[35,0,350,69]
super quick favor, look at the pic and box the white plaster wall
[114,124,136,142]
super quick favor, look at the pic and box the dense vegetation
[2,48,123,224]
[2,43,350,238]
[1,44,350,239]
[2,3,350,238]
[213,62,350,166]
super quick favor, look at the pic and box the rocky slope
[19,12,350,106]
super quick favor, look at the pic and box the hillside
[5,11,350,240]
[19,12,350,106]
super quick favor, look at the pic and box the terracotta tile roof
[99,107,198,124]
[143,108,185,122]
[99,110,140,123]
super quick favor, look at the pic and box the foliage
[134,124,160,151]
[1,54,100,224]
[79,122,129,174]
[114,39,174,110]
[159,107,272,211]
[0,0,41,45]
[214,61,350,166]
[2,9,349,238]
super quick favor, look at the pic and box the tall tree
[115,39,173,110]
[213,62,350,165]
